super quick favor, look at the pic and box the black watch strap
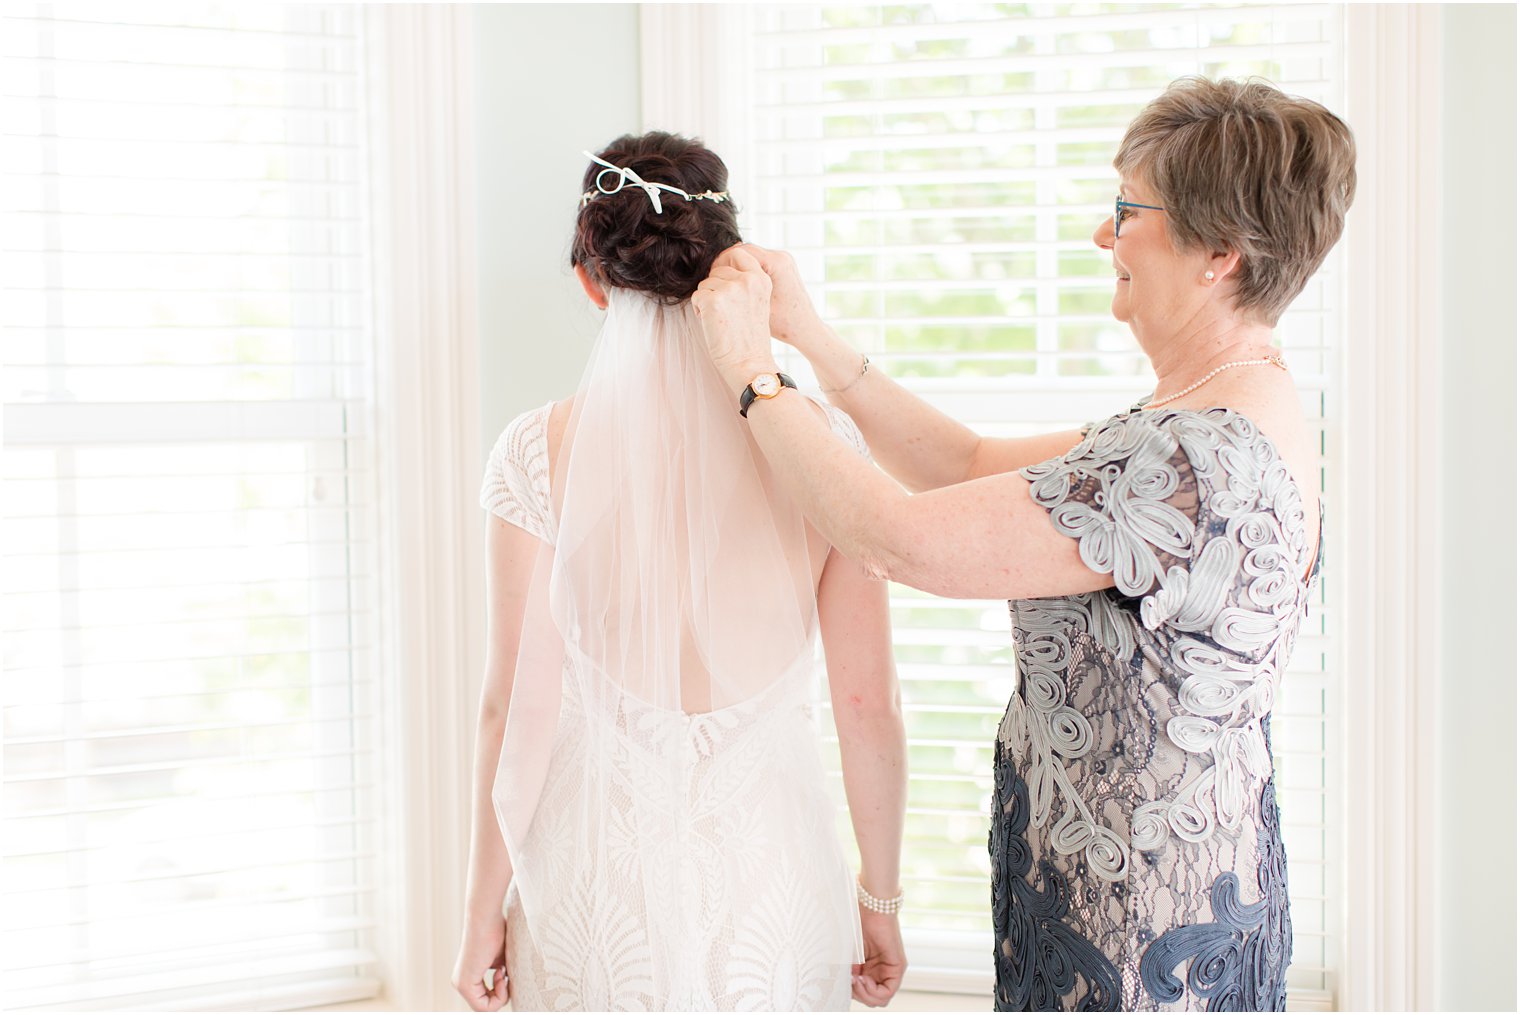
[739,373,797,418]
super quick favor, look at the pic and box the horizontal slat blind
[746,3,1341,1001]
[1,3,380,1010]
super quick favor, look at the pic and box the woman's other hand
[693,244,778,392]
[452,918,510,1012]
[728,243,826,351]
[852,910,907,1007]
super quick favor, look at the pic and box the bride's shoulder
[545,398,573,468]
[805,393,871,459]
[488,401,556,475]
[481,401,561,539]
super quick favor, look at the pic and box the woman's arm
[763,391,1113,599]
[817,547,906,1008]
[694,251,1115,602]
[743,245,1086,490]
[452,514,540,1012]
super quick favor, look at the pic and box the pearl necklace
[1144,355,1287,409]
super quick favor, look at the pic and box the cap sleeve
[811,397,872,459]
[1019,412,1201,598]
[480,404,554,544]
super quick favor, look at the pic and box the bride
[451,132,909,1012]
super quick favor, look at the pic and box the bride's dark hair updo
[571,132,741,305]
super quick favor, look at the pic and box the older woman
[694,78,1354,1011]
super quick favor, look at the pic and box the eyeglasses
[1115,196,1166,239]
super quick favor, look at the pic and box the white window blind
[740,4,1341,1002]
[1,4,381,1010]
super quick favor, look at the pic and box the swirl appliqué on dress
[1004,596,1134,883]
[1024,420,1196,597]
[1138,778,1292,1011]
[997,405,1317,1008]
[991,740,1122,1012]
[1017,408,1317,854]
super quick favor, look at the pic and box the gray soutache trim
[1001,405,1312,1007]
[991,740,1122,1012]
[1022,418,1195,598]
[1138,776,1292,1010]
[1016,407,1316,853]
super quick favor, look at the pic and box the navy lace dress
[991,404,1321,1011]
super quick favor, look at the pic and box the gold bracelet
[820,353,870,395]
[856,874,903,915]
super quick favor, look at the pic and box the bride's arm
[818,548,907,1008]
[452,515,537,1012]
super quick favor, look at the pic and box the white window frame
[359,6,482,1012]
[1337,4,1442,1010]
[24,9,495,1011]
[2,7,386,1010]
[643,4,1443,1009]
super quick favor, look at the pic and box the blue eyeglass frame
[1115,196,1165,239]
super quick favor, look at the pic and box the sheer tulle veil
[490,286,836,971]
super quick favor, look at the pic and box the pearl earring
[1205,270,1216,282]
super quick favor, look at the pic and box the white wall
[473,4,641,455]
[1438,6,1517,1011]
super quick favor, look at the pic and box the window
[702,2,1341,1002]
[1,4,381,1009]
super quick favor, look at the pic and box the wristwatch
[739,372,797,418]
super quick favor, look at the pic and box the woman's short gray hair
[1115,77,1357,326]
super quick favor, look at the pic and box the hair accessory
[579,151,730,215]
[856,875,904,915]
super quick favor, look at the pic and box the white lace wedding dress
[480,395,870,1012]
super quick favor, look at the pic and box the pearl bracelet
[856,875,903,915]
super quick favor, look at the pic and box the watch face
[752,374,780,397]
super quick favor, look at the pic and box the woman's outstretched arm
[695,248,1116,602]
[452,515,539,1012]
[742,244,1084,491]
[817,547,907,1009]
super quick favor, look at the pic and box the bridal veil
[490,287,857,1005]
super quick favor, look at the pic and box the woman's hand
[726,243,826,351]
[693,245,780,393]
[451,918,510,1012]
[852,910,907,1007]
